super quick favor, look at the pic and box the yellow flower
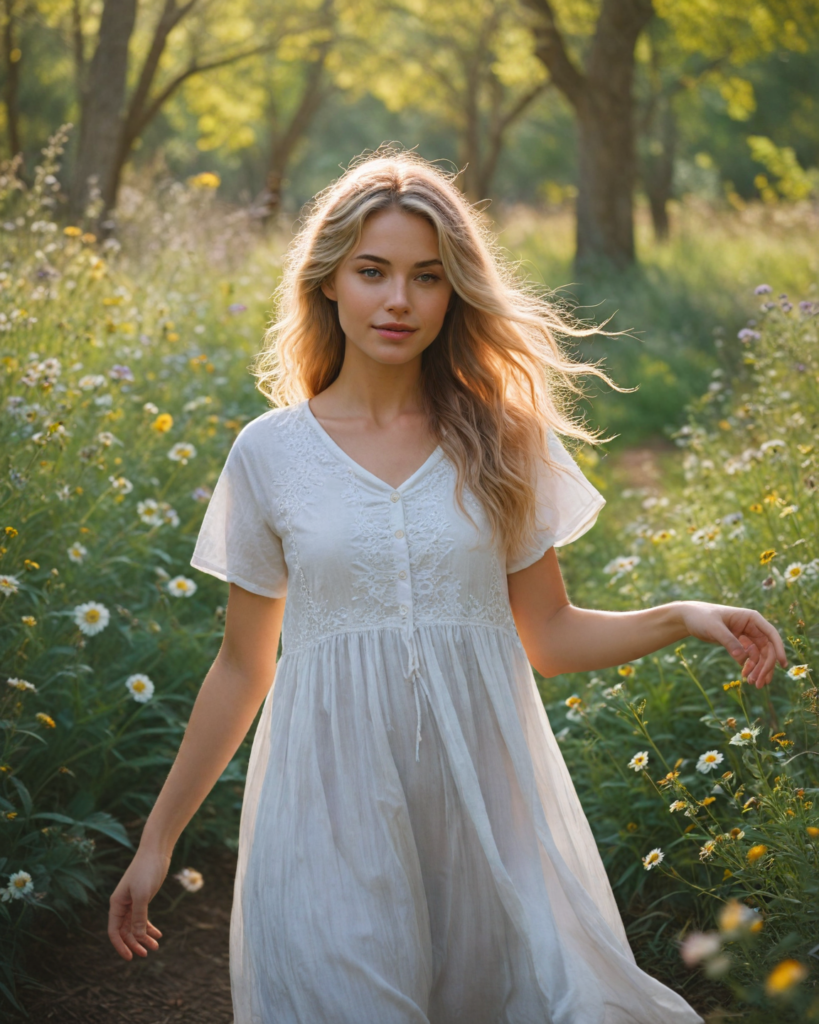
[748,502,763,513]
[723,680,742,690]
[746,844,768,863]
[6,811,17,820]
[806,826,819,839]
[765,960,808,996]
[81,233,97,244]
[729,828,744,840]
[4,526,17,537]
[152,413,174,433]
[23,559,39,571]
[63,226,82,237]
[167,332,180,342]
[618,665,635,677]
[564,695,582,709]
[718,419,732,431]
[36,713,56,729]
[759,549,777,565]
[700,796,716,806]
[187,171,220,189]
[21,616,36,626]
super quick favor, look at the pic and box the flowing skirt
[230,624,703,1024]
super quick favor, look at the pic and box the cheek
[336,279,375,331]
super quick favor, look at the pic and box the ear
[321,278,337,302]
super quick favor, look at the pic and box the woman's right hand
[108,846,171,960]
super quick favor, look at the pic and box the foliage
[545,282,819,1019]
[0,129,274,1012]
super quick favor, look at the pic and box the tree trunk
[2,0,22,161]
[641,100,676,241]
[69,0,138,220]
[524,0,654,270]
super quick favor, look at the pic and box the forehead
[356,207,440,257]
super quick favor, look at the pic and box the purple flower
[795,363,806,373]
[192,485,213,503]
[754,284,772,295]
[737,328,761,343]
[228,303,247,314]
[799,301,815,316]
[781,301,793,313]
[109,364,134,382]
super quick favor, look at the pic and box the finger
[751,643,776,687]
[146,921,163,940]
[108,920,134,961]
[108,894,135,961]
[747,612,788,669]
[711,621,756,667]
[129,893,152,951]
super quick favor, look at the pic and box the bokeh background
[1,1,818,1021]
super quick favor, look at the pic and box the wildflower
[628,751,649,772]
[699,840,716,861]
[161,504,180,528]
[728,828,745,840]
[56,485,71,501]
[730,725,760,746]
[78,374,105,390]
[700,796,716,807]
[73,601,110,636]
[618,665,635,678]
[761,576,776,590]
[669,800,686,813]
[565,695,582,709]
[64,226,82,237]
[754,283,772,295]
[778,504,798,518]
[723,680,742,690]
[168,442,196,465]
[602,683,623,698]
[642,848,664,870]
[23,559,38,571]
[696,750,724,774]
[760,439,786,453]
[7,678,36,692]
[137,498,162,526]
[97,431,117,447]
[746,844,768,864]
[67,542,88,564]
[737,328,761,342]
[168,576,197,598]
[192,485,212,503]
[174,867,204,892]
[658,770,680,787]
[749,502,763,513]
[806,827,819,839]
[228,303,247,313]
[783,562,805,583]
[759,549,777,565]
[188,171,220,189]
[108,364,134,382]
[109,475,133,495]
[126,674,155,703]
[5,526,18,538]
[152,413,173,433]
[21,616,36,626]
[143,402,159,414]
[0,574,20,595]
[787,664,810,680]
[651,529,675,544]
[36,713,56,728]
[765,960,808,996]
[603,555,640,577]
[719,899,761,934]
[680,931,722,967]
[2,871,33,900]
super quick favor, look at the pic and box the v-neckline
[303,400,444,493]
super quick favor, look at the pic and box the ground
[12,848,236,1024]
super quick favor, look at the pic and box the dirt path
[12,849,236,1024]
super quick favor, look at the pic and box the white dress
[190,399,703,1024]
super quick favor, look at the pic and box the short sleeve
[190,439,288,598]
[506,428,606,574]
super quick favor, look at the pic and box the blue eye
[359,268,381,278]
[417,273,440,283]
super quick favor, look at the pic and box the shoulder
[231,402,306,464]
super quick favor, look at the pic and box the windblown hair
[253,146,622,561]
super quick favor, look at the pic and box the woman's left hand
[679,600,788,688]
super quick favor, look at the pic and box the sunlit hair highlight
[254,146,623,561]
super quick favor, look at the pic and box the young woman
[108,151,786,1024]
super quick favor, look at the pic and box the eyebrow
[352,253,443,268]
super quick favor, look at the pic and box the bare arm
[108,583,285,961]
[508,547,787,686]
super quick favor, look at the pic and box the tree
[1,0,25,163]
[522,0,654,269]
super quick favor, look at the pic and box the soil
[11,848,236,1024]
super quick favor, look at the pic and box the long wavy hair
[253,147,623,560]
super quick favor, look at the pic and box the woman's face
[321,206,454,368]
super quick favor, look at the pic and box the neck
[322,343,425,423]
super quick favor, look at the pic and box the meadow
[1,130,817,1019]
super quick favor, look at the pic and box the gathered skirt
[230,624,703,1024]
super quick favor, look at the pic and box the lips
[373,322,418,340]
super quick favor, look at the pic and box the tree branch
[520,0,586,108]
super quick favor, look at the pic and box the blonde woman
[108,151,786,1024]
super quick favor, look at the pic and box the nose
[385,278,411,316]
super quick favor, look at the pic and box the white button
[395,529,404,539]
[390,492,400,503]
[399,604,408,615]
[398,570,407,580]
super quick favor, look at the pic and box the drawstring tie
[402,629,425,762]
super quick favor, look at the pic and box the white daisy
[4,870,33,899]
[729,725,761,746]
[56,485,71,501]
[168,442,197,465]
[97,431,117,447]
[699,840,716,861]
[67,542,88,564]
[669,800,687,813]
[160,503,179,528]
[603,555,640,578]
[78,374,106,390]
[783,562,805,583]
[7,677,36,692]
[696,750,724,774]
[0,574,21,595]
[137,498,163,526]
[174,867,204,892]
[73,601,110,636]
[628,751,649,772]
[109,475,133,495]
[126,673,155,703]
[642,848,664,870]
[787,664,810,680]
[167,575,197,598]
[143,401,159,414]
[680,931,722,967]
